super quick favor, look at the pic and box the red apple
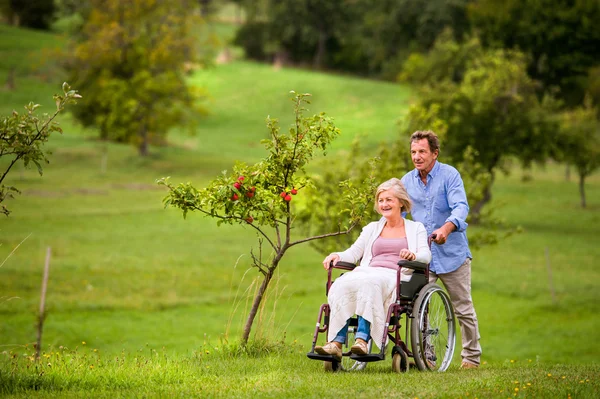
[250,186,256,192]
[291,188,298,195]
[245,216,254,224]
[246,192,254,198]
[280,191,287,198]
[284,194,292,202]
[238,176,245,181]
[233,182,242,189]
[231,194,239,201]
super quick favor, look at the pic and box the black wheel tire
[410,283,456,372]
[392,348,409,373]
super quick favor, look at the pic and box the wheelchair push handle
[428,233,437,247]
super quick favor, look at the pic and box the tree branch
[288,220,359,247]
[192,206,278,251]
[0,158,20,186]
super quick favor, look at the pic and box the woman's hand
[399,249,416,261]
[322,254,340,270]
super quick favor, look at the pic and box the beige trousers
[429,258,482,365]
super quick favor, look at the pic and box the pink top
[369,237,408,271]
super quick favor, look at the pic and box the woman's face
[377,189,402,218]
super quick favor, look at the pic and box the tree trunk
[313,29,327,70]
[139,123,149,156]
[199,0,211,16]
[579,173,586,208]
[241,268,274,345]
[470,183,492,224]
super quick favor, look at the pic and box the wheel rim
[340,327,368,371]
[411,284,456,372]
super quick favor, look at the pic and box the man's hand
[432,222,456,245]
[322,254,340,270]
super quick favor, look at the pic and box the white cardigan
[334,217,431,269]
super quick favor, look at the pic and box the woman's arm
[332,222,375,264]
[413,222,432,264]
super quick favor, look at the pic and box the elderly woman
[315,178,431,360]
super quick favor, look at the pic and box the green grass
[1,23,599,397]
[1,347,598,398]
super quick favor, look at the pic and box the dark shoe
[460,361,479,369]
[350,339,369,355]
[315,342,342,361]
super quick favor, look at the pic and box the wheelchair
[306,239,456,373]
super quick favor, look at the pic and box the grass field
[1,23,599,397]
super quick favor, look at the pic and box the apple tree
[158,92,377,345]
[0,83,80,216]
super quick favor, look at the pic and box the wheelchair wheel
[391,347,409,373]
[339,327,368,371]
[410,283,456,372]
[323,361,341,372]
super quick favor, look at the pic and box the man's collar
[430,160,441,177]
[412,160,440,179]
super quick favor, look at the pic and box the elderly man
[400,130,482,369]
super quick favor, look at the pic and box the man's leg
[437,258,482,366]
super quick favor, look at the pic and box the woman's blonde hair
[374,178,412,214]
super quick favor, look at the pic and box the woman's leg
[355,316,371,342]
[334,317,371,343]
[333,321,349,344]
[350,316,371,355]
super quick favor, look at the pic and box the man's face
[410,138,438,174]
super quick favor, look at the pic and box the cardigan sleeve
[414,222,432,264]
[333,222,376,265]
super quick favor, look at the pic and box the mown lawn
[1,23,599,397]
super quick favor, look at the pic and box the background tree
[468,0,600,107]
[0,83,80,216]
[355,0,472,78]
[267,0,358,69]
[557,99,600,208]
[159,93,377,345]
[65,0,207,156]
[401,33,561,218]
[233,0,471,78]
[4,0,55,30]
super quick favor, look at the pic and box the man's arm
[432,169,469,244]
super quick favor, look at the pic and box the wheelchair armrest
[332,261,357,271]
[397,259,428,272]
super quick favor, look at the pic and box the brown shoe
[315,342,342,361]
[350,339,369,355]
[460,361,479,369]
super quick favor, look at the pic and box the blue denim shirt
[401,161,472,274]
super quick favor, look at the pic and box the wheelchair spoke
[411,283,456,372]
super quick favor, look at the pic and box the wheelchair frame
[306,242,456,373]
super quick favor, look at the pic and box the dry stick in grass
[35,247,51,361]
[545,247,558,305]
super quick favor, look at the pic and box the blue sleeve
[445,170,469,232]
[400,173,409,218]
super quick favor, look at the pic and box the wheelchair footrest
[307,352,339,362]
[349,353,385,362]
